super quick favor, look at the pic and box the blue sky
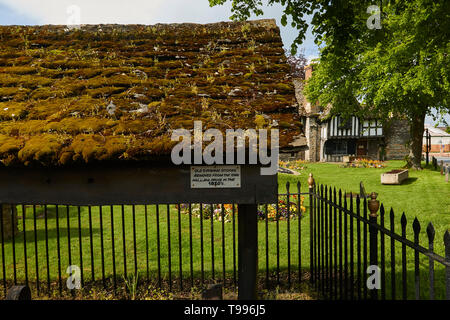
[0,3,38,25]
[0,0,447,125]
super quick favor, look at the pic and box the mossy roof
[0,19,302,167]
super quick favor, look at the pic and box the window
[325,140,348,155]
[361,119,383,137]
[338,117,352,130]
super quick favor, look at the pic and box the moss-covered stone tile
[0,19,303,167]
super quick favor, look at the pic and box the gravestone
[0,204,19,240]
[6,285,31,300]
[201,284,223,300]
[360,181,368,199]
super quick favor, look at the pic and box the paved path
[434,157,450,164]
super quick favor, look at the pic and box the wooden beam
[0,164,277,205]
[238,203,258,300]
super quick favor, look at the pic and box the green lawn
[279,160,450,230]
[280,160,449,253]
[0,160,448,299]
[278,160,450,299]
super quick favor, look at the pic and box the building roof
[0,20,302,167]
[424,124,450,137]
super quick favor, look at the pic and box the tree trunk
[408,110,426,169]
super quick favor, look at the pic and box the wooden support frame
[0,162,275,300]
[238,204,258,300]
[0,164,276,205]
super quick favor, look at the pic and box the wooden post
[238,204,258,300]
[0,204,18,241]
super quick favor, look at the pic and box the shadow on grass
[24,206,83,220]
[402,177,419,185]
[1,227,100,243]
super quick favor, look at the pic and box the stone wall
[305,117,321,162]
[368,139,380,160]
[385,119,410,160]
[280,150,305,162]
[293,78,305,116]
[293,70,322,162]
[0,204,18,241]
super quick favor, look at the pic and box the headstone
[6,285,31,300]
[360,181,367,199]
[0,204,19,240]
[201,284,223,300]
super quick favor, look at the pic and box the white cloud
[306,55,319,64]
[0,0,234,25]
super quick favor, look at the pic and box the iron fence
[0,180,449,300]
[0,198,308,298]
[308,181,450,300]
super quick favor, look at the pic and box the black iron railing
[308,179,450,300]
[0,180,448,300]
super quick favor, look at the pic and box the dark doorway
[357,140,368,157]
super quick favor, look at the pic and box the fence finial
[308,173,315,188]
[368,192,379,218]
[445,230,450,300]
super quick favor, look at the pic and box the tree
[285,49,308,78]
[209,0,450,169]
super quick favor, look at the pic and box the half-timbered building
[322,115,385,162]
[294,64,410,162]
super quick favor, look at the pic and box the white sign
[190,165,241,188]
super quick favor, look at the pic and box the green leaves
[280,14,287,26]
[209,0,449,168]
[208,0,449,119]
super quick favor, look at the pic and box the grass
[278,160,449,300]
[0,160,448,300]
[0,203,307,297]
[279,160,449,229]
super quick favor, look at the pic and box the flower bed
[179,195,307,223]
[279,159,308,171]
[258,195,307,221]
[344,158,386,168]
[178,203,234,222]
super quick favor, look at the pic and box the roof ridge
[0,19,278,29]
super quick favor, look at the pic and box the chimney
[304,64,314,80]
